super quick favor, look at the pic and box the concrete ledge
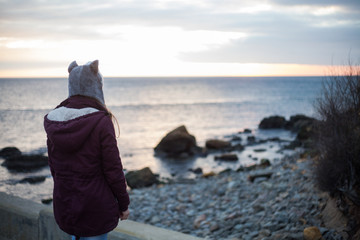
[112,220,203,240]
[0,192,204,240]
[39,208,71,240]
[0,192,44,240]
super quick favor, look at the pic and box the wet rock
[202,171,216,178]
[253,148,266,152]
[19,176,47,184]
[154,125,197,157]
[248,172,272,182]
[259,115,286,129]
[267,137,281,141]
[286,114,316,131]
[205,139,231,150]
[244,164,258,171]
[231,144,245,151]
[231,135,242,141]
[259,158,271,167]
[214,154,238,161]
[190,167,203,174]
[0,147,22,159]
[219,168,232,176]
[242,129,252,133]
[1,154,48,172]
[288,115,317,145]
[41,198,53,205]
[247,136,256,143]
[240,159,271,174]
[125,167,158,189]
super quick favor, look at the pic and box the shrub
[314,62,360,202]
[314,61,360,237]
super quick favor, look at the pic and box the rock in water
[248,172,273,182]
[125,167,158,189]
[154,125,197,157]
[19,176,47,184]
[259,115,286,129]
[205,139,231,150]
[41,198,53,205]
[214,154,238,161]
[1,154,48,172]
[286,114,316,131]
[259,158,271,167]
[0,147,22,160]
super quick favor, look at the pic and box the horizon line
[0,74,327,79]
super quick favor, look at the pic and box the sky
[0,0,359,77]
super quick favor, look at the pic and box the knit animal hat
[68,60,105,105]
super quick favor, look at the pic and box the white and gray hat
[67,60,105,105]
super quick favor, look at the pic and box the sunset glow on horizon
[0,0,359,77]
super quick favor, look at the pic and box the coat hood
[44,109,107,153]
[44,95,110,153]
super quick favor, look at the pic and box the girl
[44,60,130,240]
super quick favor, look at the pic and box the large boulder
[154,125,197,157]
[0,147,22,160]
[125,167,158,189]
[286,114,316,132]
[1,154,48,172]
[288,115,317,143]
[259,116,286,129]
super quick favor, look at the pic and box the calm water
[0,76,323,201]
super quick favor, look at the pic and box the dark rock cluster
[0,146,48,172]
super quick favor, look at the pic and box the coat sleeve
[46,138,56,177]
[99,116,130,212]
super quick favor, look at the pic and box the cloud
[179,11,360,64]
[0,0,359,72]
[271,0,360,8]
[0,59,67,70]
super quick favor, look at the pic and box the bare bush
[314,62,360,201]
[314,61,360,237]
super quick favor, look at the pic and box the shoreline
[0,150,346,239]
[0,114,348,239]
[127,152,344,240]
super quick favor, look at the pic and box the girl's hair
[80,95,121,138]
[106,108,121,138]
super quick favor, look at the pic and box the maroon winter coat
[44,96,129,237]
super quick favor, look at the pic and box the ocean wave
[107,99,257,109]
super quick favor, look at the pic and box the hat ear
[68,61,78,73]
[90,60,99,74]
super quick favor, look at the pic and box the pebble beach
[128,152,344,240]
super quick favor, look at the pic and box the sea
[0,76,324,202]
